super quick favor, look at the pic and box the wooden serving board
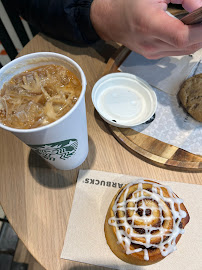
[103,45,202,171]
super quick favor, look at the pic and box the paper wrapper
[118,51,202,156]
[61,170,202,270]
[119,51,202,96]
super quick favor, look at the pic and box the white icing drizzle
[108,179,187,261]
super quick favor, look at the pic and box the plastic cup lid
[91,73,157,128]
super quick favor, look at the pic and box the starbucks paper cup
[0,52,88,170]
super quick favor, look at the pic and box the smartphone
[180,6,202,25]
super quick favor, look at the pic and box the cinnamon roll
[104,179,190,265]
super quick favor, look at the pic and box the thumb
[179,0,202,12]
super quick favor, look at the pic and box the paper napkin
[119,50,202,96]
[61,170,202,270]
[118,51,202,156]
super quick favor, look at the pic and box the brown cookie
[178,73,202,122]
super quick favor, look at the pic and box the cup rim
[0,52,87,133]
[91,72,157,128]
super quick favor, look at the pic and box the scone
[178,74,202,122]
[104,179,190,265]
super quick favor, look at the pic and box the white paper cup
[0,52,88,170]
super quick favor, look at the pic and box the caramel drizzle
[108,180,187,261]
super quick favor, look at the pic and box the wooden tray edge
[103,45,202,171]
[110,126,202,170]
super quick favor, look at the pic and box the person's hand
[90,0,202,59]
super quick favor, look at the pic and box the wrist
[90,0,113,41]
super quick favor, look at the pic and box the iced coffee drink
[0,52,88,170]
[0,64,82,129]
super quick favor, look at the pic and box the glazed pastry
[104,179,190,265]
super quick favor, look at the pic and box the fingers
[146,49,199,59]
[130,38,202,59]
[126,31,202,59]
[170,0,202,12]
[141,45,202,59]
[186,24,202,45]
[149,11,202,47]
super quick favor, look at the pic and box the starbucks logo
[29,139,78,161]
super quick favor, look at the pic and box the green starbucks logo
[29,139,78,161]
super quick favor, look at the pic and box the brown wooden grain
[180,6,202,25]
[104,45,202,170]
[0,30,202,270]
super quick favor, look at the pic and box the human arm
[90,0,202,58]
[10,0,100,44]
[10,0,202,58]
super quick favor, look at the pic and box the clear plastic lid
[92,73,157,128]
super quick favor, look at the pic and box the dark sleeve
[10,0,101,44]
